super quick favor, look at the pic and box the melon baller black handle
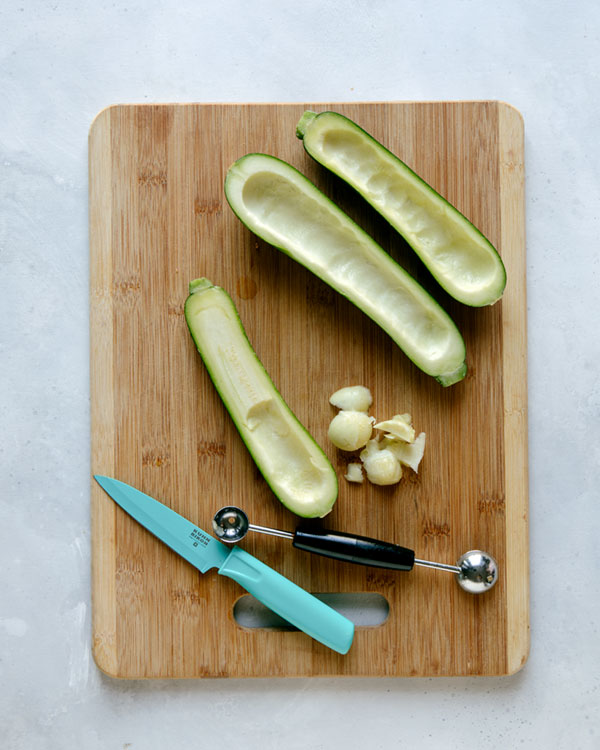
[292,526,416,571]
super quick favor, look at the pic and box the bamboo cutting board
[89,101,528,678]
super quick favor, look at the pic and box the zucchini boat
[296,110,506,307]
[185,278,338,518]
[224,153,466,386]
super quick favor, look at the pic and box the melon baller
[212,506,498,594]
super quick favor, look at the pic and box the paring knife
[93,476,354,654]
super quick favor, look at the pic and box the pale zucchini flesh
[184,278,338,518]
[225,153,466,386]
[296,110,506,307]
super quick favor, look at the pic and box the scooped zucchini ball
[361,447,403,486]
[328,410,374,451]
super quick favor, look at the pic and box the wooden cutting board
[89,101,528,678]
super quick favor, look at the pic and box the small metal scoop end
[456,550,498,594]
[212,506,249,543]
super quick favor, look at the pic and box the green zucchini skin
[185,278,338,519]
[224,153,467,387]
[296,110,506,308]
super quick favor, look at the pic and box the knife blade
[93,475,354,654]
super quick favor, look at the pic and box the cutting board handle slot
[233,592,389,630]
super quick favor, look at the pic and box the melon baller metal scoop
[212,507,498,594]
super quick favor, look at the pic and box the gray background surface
[1,1,598,747]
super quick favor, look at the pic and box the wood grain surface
[89,101,528,678]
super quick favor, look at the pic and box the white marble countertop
[2,1,599,747]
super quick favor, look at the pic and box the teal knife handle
[218,546,354,654]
